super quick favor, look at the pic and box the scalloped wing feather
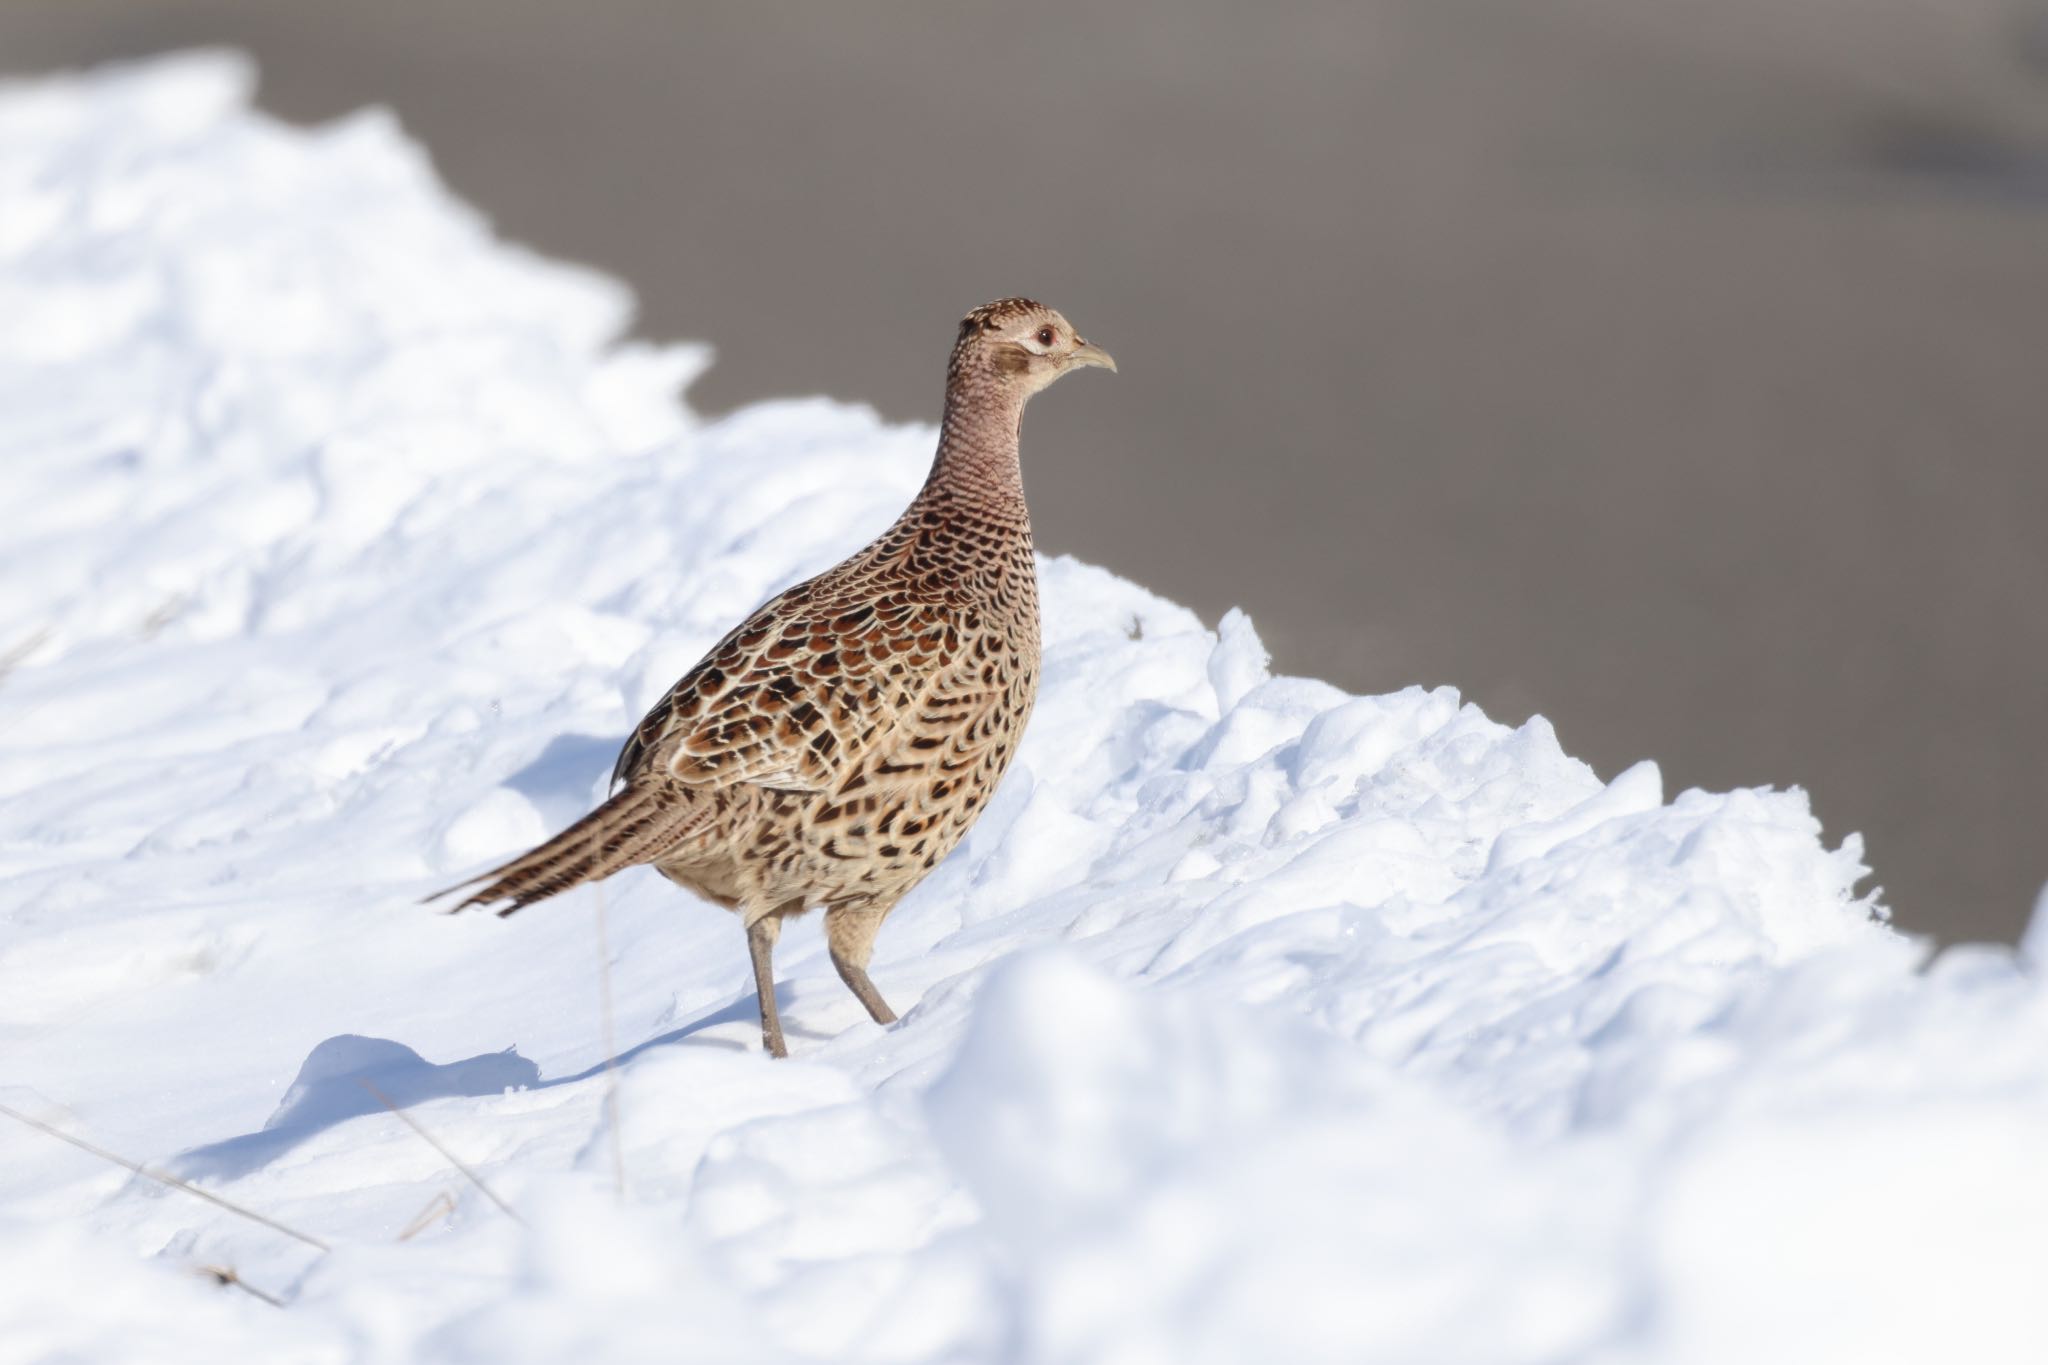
[613,581,964,797]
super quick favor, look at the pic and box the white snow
[2,51,2046,1364]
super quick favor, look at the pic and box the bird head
[948,297,1117,400]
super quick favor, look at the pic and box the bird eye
[1036,326,1056,347]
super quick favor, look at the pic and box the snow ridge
[1,53,2043,1365]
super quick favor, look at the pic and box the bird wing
[827,646,1027,806]
[613,583,962,795]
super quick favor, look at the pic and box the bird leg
[825,905,898,1026]
[830,953,898,1026]
[746,914,787,1059]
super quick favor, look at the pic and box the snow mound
[2,52,2045,1364]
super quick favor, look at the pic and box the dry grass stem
[396,1190,457,1242]
[0,626,49,685]
[199,1264,285,1308]
[593,874,627,1203]
[0,1101,330,1253]
[355,1080,523,1225]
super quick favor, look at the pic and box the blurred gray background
[4,0,2043,944]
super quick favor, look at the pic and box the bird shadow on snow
[174,729,820,1181]
[173,1035,545,1181]
[172,999,807,1181]
[502,732,622,826]
[543,987,840,1088]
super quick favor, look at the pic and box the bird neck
[919,377,1029,519]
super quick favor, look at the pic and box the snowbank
[1,52,2044,1364]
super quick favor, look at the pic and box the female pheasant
[435,298,1114,1056]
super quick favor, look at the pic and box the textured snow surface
[3,53,2046,1365]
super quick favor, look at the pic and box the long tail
[426,784,710,915]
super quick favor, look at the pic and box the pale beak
[1068,338,1118,373]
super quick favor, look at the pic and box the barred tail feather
[426,785,706,915]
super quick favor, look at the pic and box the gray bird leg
[826,905,898,1026]
[831,952,899,1026]
[747,914,787,1059]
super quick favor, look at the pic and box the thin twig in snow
[396,1190,457,1242]
[0,626,49,687]
[199,1264,285,1308]
[593,875,628,1203]
[0,1101,330,1253]
[355,1080,523,1225]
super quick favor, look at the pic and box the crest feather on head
[959,297,1047,337]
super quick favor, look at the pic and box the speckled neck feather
[920,360,1029,520]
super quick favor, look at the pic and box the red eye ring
[1036,326,1056,347]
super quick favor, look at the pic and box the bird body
[437,298,1114,1056]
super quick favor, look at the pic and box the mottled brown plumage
[433,298,1115,1056]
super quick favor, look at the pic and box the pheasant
[434,298,1115,1057]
